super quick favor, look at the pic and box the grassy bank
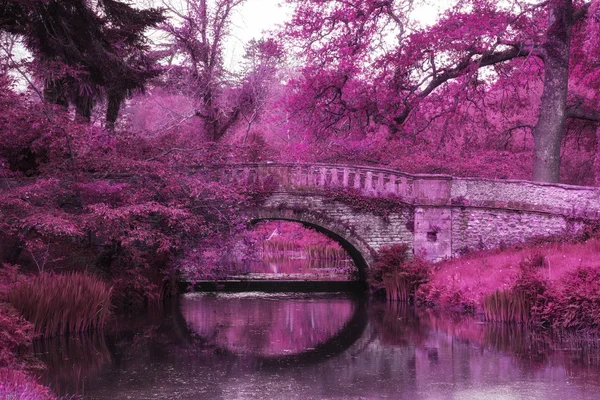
[372,239,600,335]
[424,239,600,308]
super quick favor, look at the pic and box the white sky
[224,0,291,69]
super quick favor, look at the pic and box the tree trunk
[75,94,93,123]
[105,92,124,130]
[43,79,68,107]
[531,0,573,183]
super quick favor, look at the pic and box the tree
[160,0,247,141]
[0,0,164,128]
[0,73,250,304]
[283,0,600,183]
[239,38,285,142]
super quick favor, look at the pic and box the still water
[36,292,600,400]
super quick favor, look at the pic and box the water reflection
[180,293,358,357]
[35,295,600,400]
[34,333,111,397]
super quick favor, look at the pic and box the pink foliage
[0,75,252,306]
[0,368,56,400]
[0,303,34,368]
[279,0,600,184]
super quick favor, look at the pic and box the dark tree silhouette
[0,0,164,128]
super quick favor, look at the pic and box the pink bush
[0,303,34,368]
[535,266,600,333]
[0,368,55,400]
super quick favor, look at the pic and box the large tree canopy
[283,0,600,183]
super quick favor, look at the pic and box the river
[34,291,600,399]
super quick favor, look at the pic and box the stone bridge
[208,163,600,279]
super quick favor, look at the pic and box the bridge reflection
[180,292,367,363]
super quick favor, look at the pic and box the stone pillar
[331,167,339,186]
[365,171,373,194]
[413,208,452,262]
[343,168,349,187]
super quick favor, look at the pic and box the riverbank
[417,238,600,333]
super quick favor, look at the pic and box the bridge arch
[248,208,376,282]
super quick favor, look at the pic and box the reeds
[483,289,530,324]
[382,274,410,302]
[303,244,348,260]
[8,272,112,337]
[261,239,301,255]
[259,240,349,261]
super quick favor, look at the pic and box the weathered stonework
[207,163,600,275]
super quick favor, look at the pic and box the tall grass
[8,273,112,337]
[370,245,431,302]
[481,256,546,324]
[259,240,349,261]
[303,244,348,260]
[483,290,530,323]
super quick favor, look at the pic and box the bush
[0,368,56,400]
[537,266,600,333]
[8,272,112,337]
[369,245,431,302]
[0,303,34,368]
[481,256,600,334]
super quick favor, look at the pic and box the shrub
[370,245,431,302]
[538,266,600,333]
[0,303,34,368]
[0,368,56,400]
[8,272,112,337]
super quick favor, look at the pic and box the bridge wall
[210,163,600,266]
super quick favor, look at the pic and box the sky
[224,0,291,69]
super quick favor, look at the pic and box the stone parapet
[210,163,600,219]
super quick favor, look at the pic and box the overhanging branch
[567,107,600,122]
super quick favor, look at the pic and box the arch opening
[249,217,369,282]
